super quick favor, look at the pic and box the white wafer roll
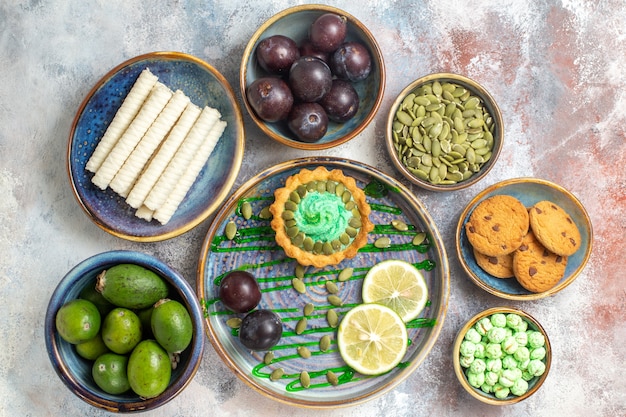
[91,82,173,190]
[125,102,201,209]
[154,120,227,225]
[109,89,190,197]
[143,105,221,211]
[86,68,158,173]
[134,205,154,221]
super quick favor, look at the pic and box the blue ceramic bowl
[456,178,593,300]
[240,5,385,150]
[453,307,552,405]
[68,52,245,242]
[44,251,205,413]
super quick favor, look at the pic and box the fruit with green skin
[127,340,172,399]
[55,299,101,344]
[76,333,110,360]
[96,264,169,310]
[101,308,143,354]
[79,284,114,316]
[92,353,131,395]
[151,299,193,354]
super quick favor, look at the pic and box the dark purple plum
[289,56,332,103]
[319,79,360,122]
[256,34,300,75]
[330,41,372,82]
[298,39,329,63]
[239,309,283,351]
[287,102,329,142]
[309,13,347,53]
[219,271,261,313]
[246,77,293,122]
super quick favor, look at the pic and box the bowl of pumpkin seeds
[385,73,503,191]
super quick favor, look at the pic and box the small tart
[269,166,374,268]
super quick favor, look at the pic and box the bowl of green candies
[452,307,551,405]
[385,73,503,191]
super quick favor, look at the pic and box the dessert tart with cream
[269,166,374,268]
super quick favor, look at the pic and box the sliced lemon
[337,303,408,375]
[361,259,429,322]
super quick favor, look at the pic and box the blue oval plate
[456,178,593,300]
[197,156,450,408]
[67,52,245,242]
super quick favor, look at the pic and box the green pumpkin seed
[226,317,242,329]
[282,210,294,220]
[327,309,339,328]
[297,346,312,359]
[296,318,307,335]
[295,263,306,279]
[413,232,427,246]
[264,351,274,365]
[258,206,272,220]
[348,217,362,228]
[325,280,339,294]
[339,233,351,245]
[303,237,314,252]
[270,368,284,381]
[326,370,339,386]
[292,232,305,247]
[303,303,314,316]
[345,226,358,238]
[328,295,343,307]
[289,191,301,203]
[338,267,353,282]
[241,202,252,220]
[320,335,332,352]
[374,237,391,248]
[300,370,311,388]
[225,221,237,240]
[292,278,306,294]
[287,226,299,238]
[391,219,409,231]
[284,200,298,212]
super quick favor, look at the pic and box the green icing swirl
[293,191,351,243]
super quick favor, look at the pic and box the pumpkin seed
[338,267,353,282]
[300,370,311,388]
[289,191,301,203]
[325,280,339,294]
[270,368,284,381]
[328,295,343,307]
[292,278,306,294]
[225,221,237,240]
[326,370,339,386]
[413,232,427,246]
[264,351,274,365]
[241,202,252,219]
[327,309,339,328]
[258,206,272,219]
[320,335,332,352]
[303,237,314,251]
[292,232,305,247]
[295,263,306,279]
[374,237,391,248]
[303,303,314,316]
[391,219,409,231]
[226,317,242,329]
[296,318,307,335]
[297,346,311,359]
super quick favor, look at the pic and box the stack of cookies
[465,195,581,293]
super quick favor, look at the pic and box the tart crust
[269,166,374,268]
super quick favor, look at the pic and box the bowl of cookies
[453,307,551,405]
[455,178,593,300]
[240,4,385,150]
[385,73,503,191]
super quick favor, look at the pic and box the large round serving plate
[198,156,450,408]
[67,51,245,242]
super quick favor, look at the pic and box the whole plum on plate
[309,13,347,53]
[247,77,293,122]
[256,35,300,76]
[219,271,261,313]
[319,79,359,122]
[239,309,283,351]
[289,56,332,103]
[330,41,372,82]
[287,102,328,142]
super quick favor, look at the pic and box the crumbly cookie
[513,231,568,293]
[528,200,581,257]
[465,195,529,256]
[473,248,514,278]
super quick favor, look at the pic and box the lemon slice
[361,259,428,322]
[337,303,408,375]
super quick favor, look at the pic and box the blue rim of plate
[455,177,593,300]
[67,52,245,242]
[197,156,450,408]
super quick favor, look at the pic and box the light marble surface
[1,0,625,415]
